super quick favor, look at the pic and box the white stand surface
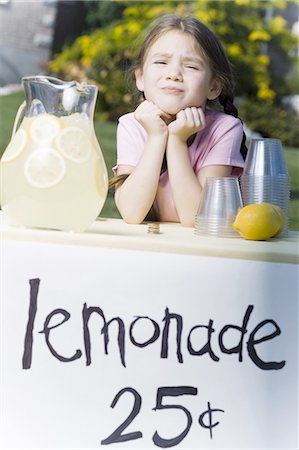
[1,215,298,449]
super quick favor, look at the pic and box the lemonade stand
[1,78,298,450]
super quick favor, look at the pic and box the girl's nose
[166,64,183,82]
[167,73,183,82]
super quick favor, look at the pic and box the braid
[108,173,129,190]
[219,93,248,161]
[219,93,238,117]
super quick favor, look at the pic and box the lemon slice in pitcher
[24,148,66,188]
[1,129,27,163]
[56,126,91,163]
[30,115,61,144]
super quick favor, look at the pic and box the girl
[110,14,246,226]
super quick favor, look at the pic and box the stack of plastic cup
[195,176,243,237]
[240,138,289,235]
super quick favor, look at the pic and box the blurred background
[0,0,298,227]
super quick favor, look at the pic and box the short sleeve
[194,114,245,174]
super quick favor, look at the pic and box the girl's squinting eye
[186,65,199,70]
[154,60,167,65]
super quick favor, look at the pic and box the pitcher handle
[11,101,26,137]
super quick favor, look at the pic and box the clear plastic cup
[195,177,243,237]
[239,174,289,236]
[240,139,290,236]
[240,176,290,204]
[243,139,288,176]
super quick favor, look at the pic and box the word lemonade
[1,112,108,232]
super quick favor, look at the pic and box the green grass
[0,91,25,147]
[94,119,121,219]
[284,148,299,231]
[1,91,298,229]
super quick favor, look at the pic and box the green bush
[50,0,298,122]
[239,98,299,147]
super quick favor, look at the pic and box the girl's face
[135,30,222,115]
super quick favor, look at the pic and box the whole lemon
[232,203,285,240]
[271,204,286,237]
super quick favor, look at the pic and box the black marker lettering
[198,401,225,439]
[247,319,286,370]
[22,278,40,369]
[161,308,183,363]
[21,281,286,372]
[129,316,160,347]
[218,305,253,362]
[82,304,126,367]
[39,309,82,362]
[187,320,220,362]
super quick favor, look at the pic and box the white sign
[1,239,298,449]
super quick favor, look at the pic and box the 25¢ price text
[101,385,225,448]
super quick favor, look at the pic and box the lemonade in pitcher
[0,76,108,232]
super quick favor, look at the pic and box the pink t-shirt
[115,108,245,222]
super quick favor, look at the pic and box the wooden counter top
[2,214,298,264]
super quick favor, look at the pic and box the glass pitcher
[0,76,108,232]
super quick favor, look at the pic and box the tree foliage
[84,1,125,32]
[50,0,298,126]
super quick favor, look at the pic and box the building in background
[0,0,86,88]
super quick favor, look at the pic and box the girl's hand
[168,107,205,142]
[134,101,171,136]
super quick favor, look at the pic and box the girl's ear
[207,78,223,101]
[135,68,144,92]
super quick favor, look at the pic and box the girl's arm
[166,107,232,227]
[115,101,168,224]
